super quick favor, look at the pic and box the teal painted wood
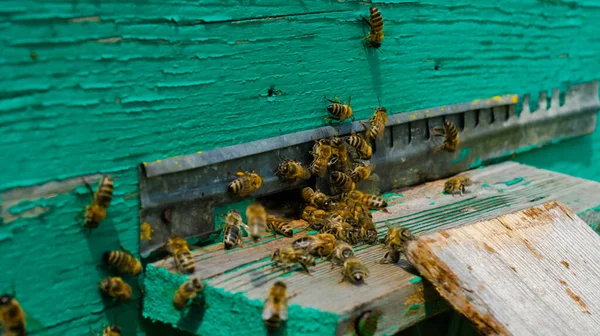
[1,1,600,335]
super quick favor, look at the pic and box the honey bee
[246,202,267,242]
[309,139,335,177]
[83,175,114,228]
[266,216,294,237]
[222,209,249,250]
[339,257,369,285]
[98,277,132,301]
[321,214,359,245]
[91,325,121,336]
[329,137,352,172]
[325,96,353,123]
[377,248,401,265]
[357,212,378,245]
[362,107,388,141]
[380,225,415,259]
[0,294,26,336]
[228,171,263,197]
[344,190,388,210]
[444,176,473,196]
[271,247,316,274]
[262,281,289,331]
[330,171,355,193]
[103,246,142,276]
[361,7,384,49]
[432,120,459,153]
[346,132,372,160]
[301,187,329,209]
[275,157,311,182]
[165,234,196,274]
[291,233,336,257]
[301,206,328,230]
[327,241,355,266]
[350,162,375,183]
[173,278,204,311]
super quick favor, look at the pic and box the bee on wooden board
[91,325,121,336]
[262,281,289,331]
[327,240,355,267]
[266,216,294,238]
[361,106,388,142]
[271,247,316,275]
[340,256,369,285]
[377,248,401,265]
[228,171,263,197]
[291,233,336,257]
[325,95,353,123]
[103,245,142,276]
[165,234,196,274]
[275,157,311,182]
[98,277,132,301]
[444,176,473,196]
[330,171,355,193]
[360,7,384,49]
[246,202,267,242]
[173,278,204,311]
[301,187,329,209]
[344,190,388,210]
[221,209,250,250]
[309,139,335,178]
[431,120,459,153]
[83,175,114,228]
[0,294,26,336]
[346,132,372,160]
[379,225,415,263]
[301,205,328,230]
[357,209,378,245]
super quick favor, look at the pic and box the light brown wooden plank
[406,201,600,336]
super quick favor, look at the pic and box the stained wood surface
[406,201,600,336]
[150,162,600,335]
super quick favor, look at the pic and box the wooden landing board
[149,162,600,335]
[405,201,600,336]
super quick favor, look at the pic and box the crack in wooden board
[149,162,600,335]
[406,201,600,336]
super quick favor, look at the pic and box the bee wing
[262,299,276,320]
[279,302,289,321]
[356,173,381,195]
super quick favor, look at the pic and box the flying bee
[340,257,369,285]
[361,7,384,49]
[173,278,204,311]
[0,294,26,336]
[271,247,316,274]
[292,233,336,257]
[444,176,473,196]
[327,241,355,267]
[91,325,121,336]
[301,187,329,209]
[266,216,294,238]
[103,245,142,276]
[350,162,376,183]
[246,202,267,242]
[98,277,132,301]
[309,139,335,177]
[164,234,196,274]
[262,281,289,331]
[361,106,388,142]
[275,157,311,182]
[222,209,250,250]
[83,175,114,228]
[432,120,459,153]
[344,190,388,210]
[325,95,353,123]
[346,132,372,160]
[228,171,263,197]
[330,171,355,193]
[329,137,353,172]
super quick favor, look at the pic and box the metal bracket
[139,81,599,256]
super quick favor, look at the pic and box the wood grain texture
[146,162,600,335]
[405,201,600,336]
[2,0,600,335]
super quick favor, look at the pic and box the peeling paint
[451,148,471,164]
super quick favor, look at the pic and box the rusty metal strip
[138,81,599,256]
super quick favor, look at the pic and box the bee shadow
[176,298,207,331]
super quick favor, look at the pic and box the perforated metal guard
[139,81,599,256]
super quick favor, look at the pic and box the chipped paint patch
[469,157,483,169]
[451,148,471,164]
[409,276,422,284]
[500,177,524,186]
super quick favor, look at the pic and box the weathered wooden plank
[147,162,600,335]
[405,201,600,336]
